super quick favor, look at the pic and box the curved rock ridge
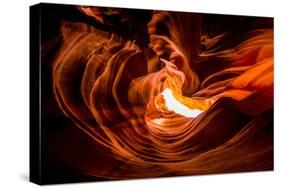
[51,9,273,178]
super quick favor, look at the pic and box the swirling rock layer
[43,5,273,180]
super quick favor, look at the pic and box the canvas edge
[30,3,43,185]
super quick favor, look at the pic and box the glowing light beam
[161,88,204,118]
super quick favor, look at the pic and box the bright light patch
[151,118,165,124]
[161,88,204,118]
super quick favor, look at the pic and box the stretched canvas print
[30,3,274,185]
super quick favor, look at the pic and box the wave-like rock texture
[50,7,273,179]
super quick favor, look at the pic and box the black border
[30,3,42,185]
